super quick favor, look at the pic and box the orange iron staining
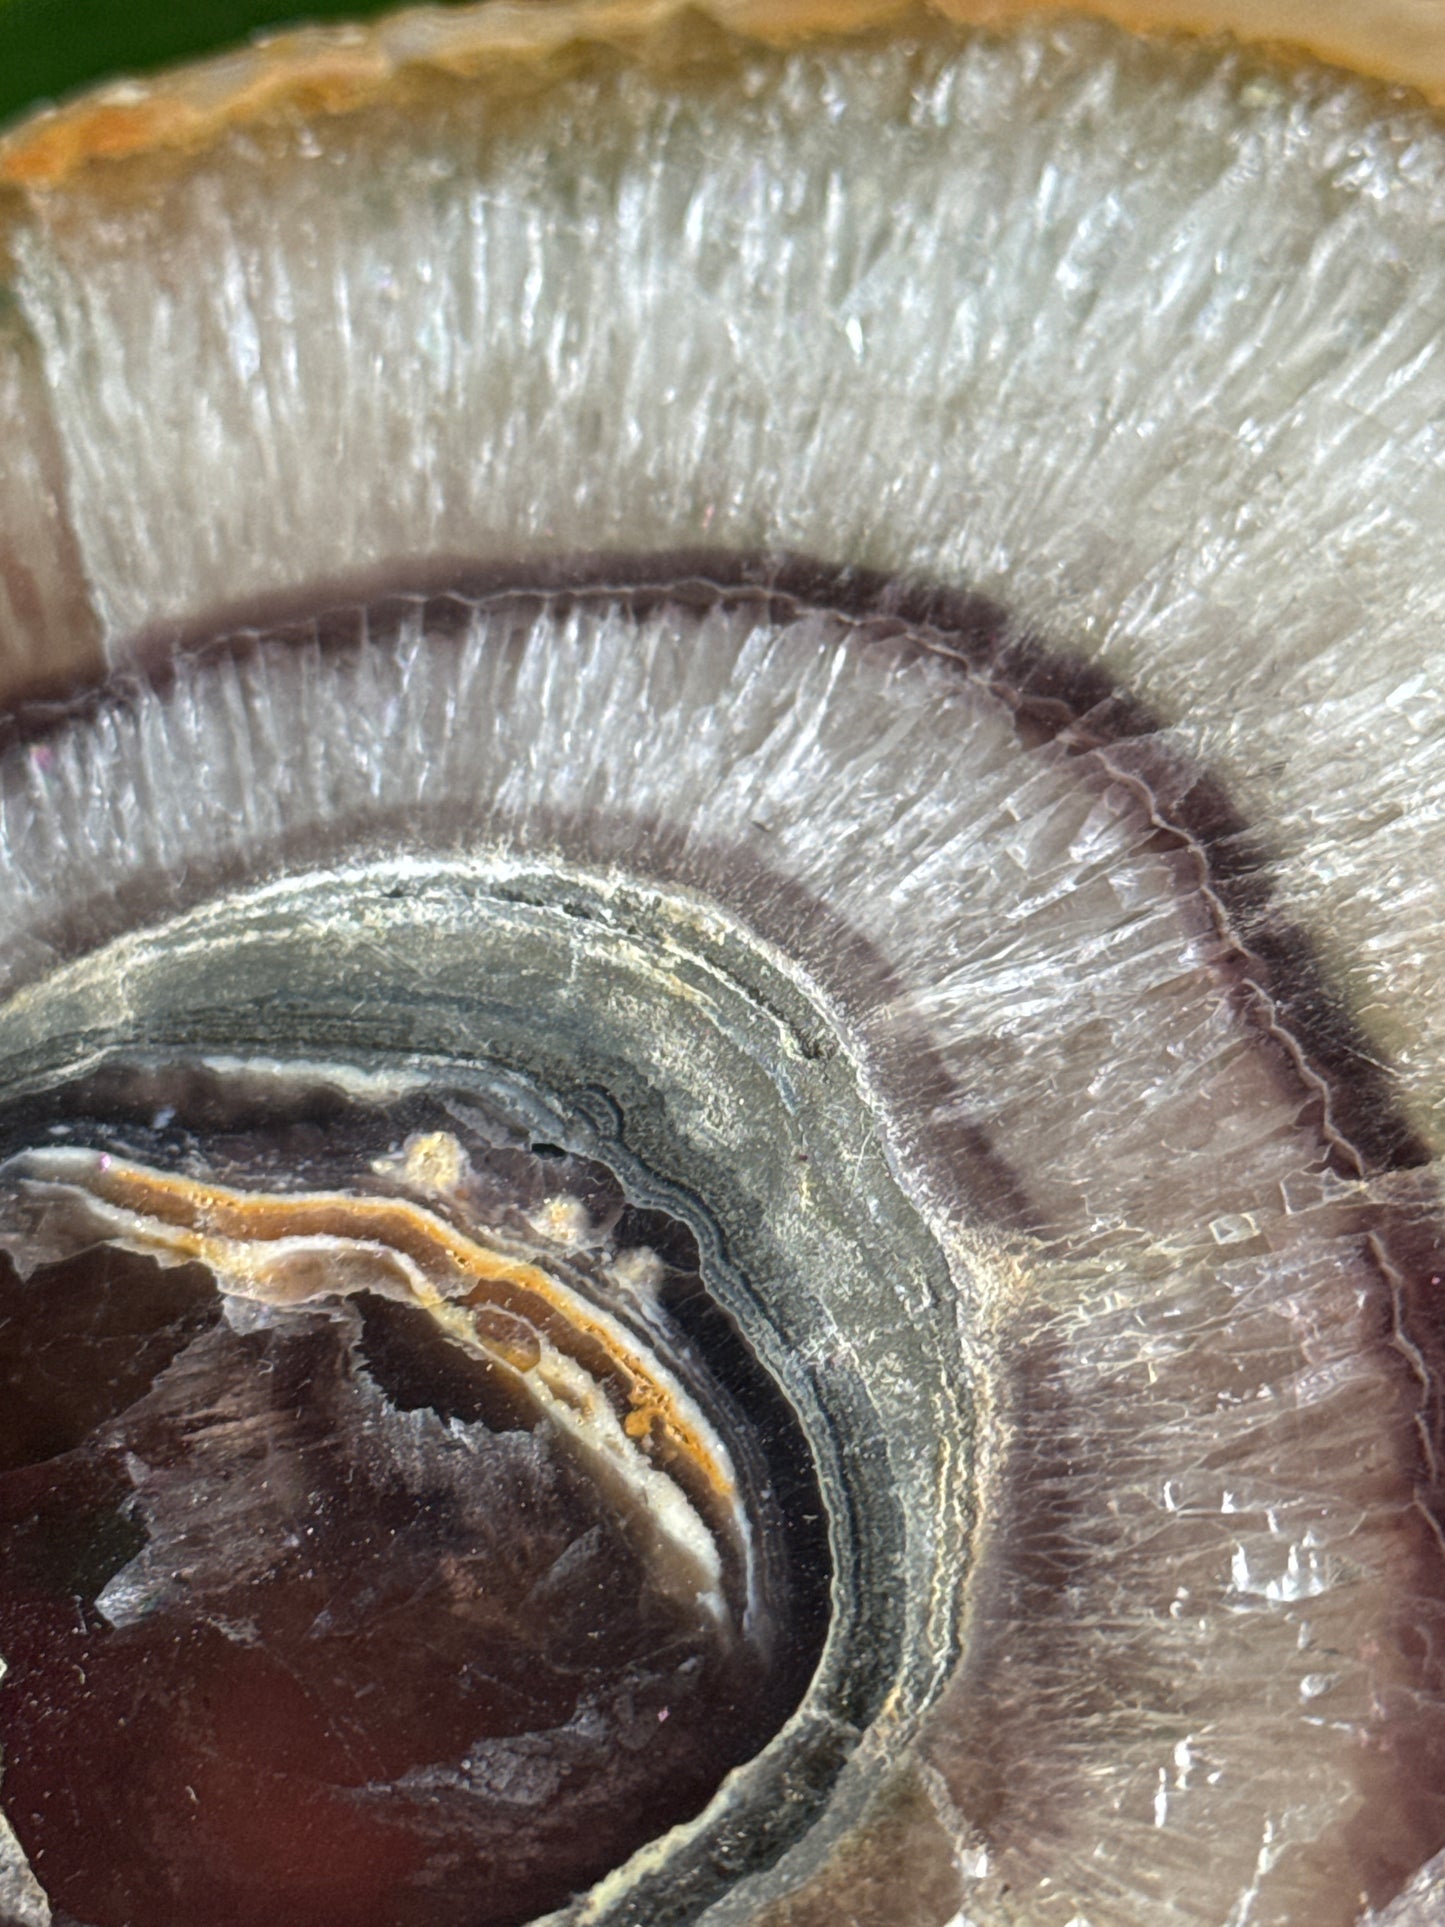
[0,1134,754,1633]
[0,1080,831,1927]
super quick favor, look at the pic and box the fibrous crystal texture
[2,25,1445,1149]
[0,11,1444,1926]
[0,586,1439,1926]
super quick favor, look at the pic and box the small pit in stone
[0,1070,831,1927]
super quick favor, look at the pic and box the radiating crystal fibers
[1,26,1445,1149]
[0,10,1443,1924]
[0,582,1435,1924]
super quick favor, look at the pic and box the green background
[0,1,401,132]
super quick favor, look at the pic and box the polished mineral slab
[0,1089,829,1927]
[0,6,1444,1923]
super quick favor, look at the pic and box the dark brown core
[0,1081,829,1927]
[3,551,1445,1923]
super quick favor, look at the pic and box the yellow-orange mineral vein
[0,1144,756,1632]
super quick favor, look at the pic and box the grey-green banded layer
[0,15,1443,1926]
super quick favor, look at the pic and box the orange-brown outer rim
[1,0,1443,191]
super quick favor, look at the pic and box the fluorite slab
[0,571,1439,1927]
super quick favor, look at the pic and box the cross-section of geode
[3,6,1445,1926]
[0,571,1439,1927]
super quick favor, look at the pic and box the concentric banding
[6,12,1445,1159]
[0,1063,839,1927]
[2,8,1445,1924]
[0,1141,760,1633]
[0,564,1441,1926]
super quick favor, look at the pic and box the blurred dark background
[0,1,398,130]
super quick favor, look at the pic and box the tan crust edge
[1,0,1443,190]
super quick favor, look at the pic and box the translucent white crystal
[0,589,1428,1924]
[0,15,1442,1925]
[2,23,1445,1146]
